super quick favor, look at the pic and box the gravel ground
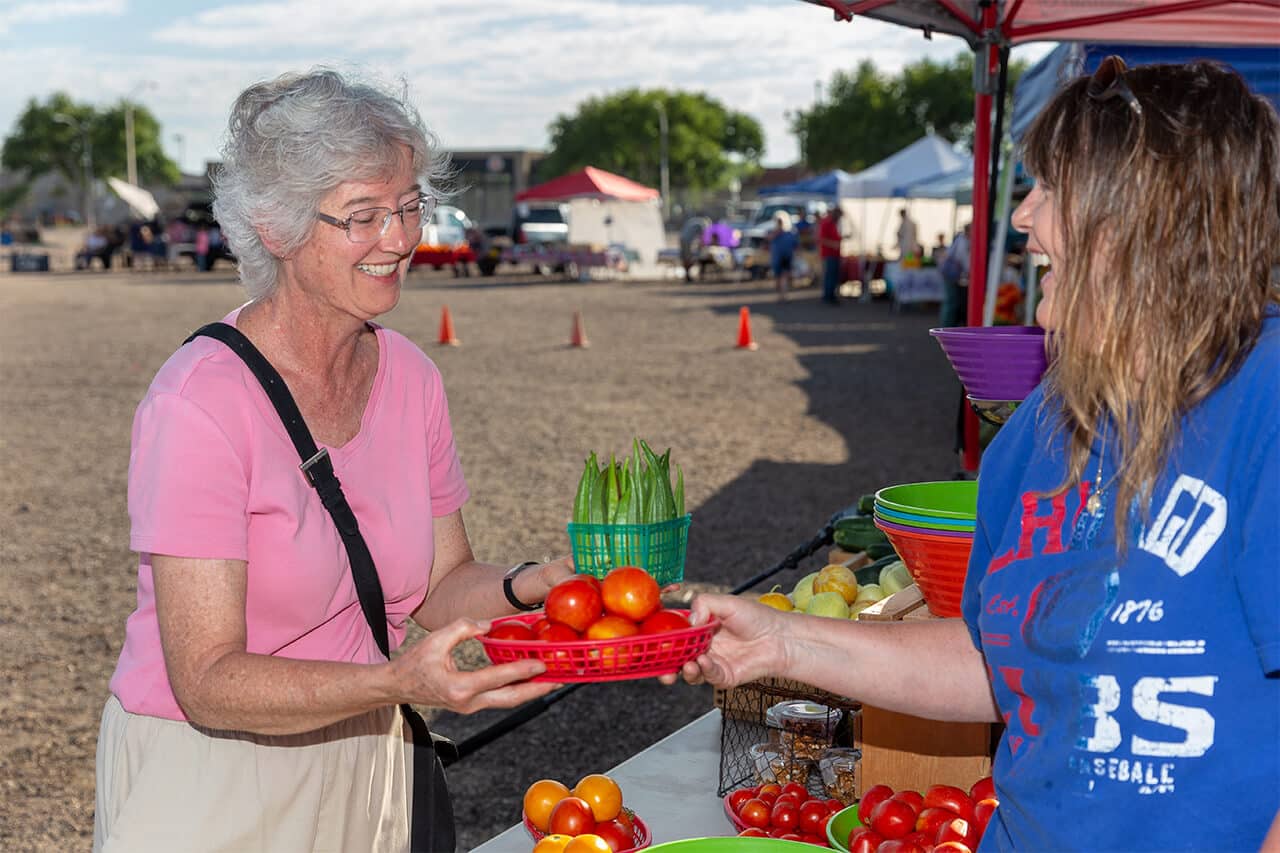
[0,265,963,851]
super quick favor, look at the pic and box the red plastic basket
[523,809,652,851]
[480,609,717,683]
[873,520,974,618]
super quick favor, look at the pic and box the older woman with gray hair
[94,68,574,852]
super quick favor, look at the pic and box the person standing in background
[817,206,844,305]
[896,207,918,261]
[767,211,798,301]
[939,222,971,327]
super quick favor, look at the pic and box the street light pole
[54,114,95,229]
[656,100,670,223]
[125,81,157,187]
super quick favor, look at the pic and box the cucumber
[862,541,898,560]
[855,554,900,587]
[857,493,876,515]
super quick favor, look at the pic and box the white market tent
[838,133,969,199]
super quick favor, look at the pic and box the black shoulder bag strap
[185,321,456,852]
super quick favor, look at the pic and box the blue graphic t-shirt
[962,313,1280,852]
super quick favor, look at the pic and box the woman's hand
[661,593,787,689]
[512,554,576,610]
[392,616,561,712]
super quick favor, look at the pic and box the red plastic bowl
[480,609,717,683]
[874,519,974,618]
[524,809,652,851]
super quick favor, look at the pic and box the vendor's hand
[659,594,785,690]
[392,617,561,712]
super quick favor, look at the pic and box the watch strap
[503,561,542,611]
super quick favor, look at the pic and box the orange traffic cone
[569,311,590,348]
[437,305,460,346]
[735,306,758,350]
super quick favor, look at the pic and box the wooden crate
[856,585,995,793]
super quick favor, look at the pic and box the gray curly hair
[212,68,448,299]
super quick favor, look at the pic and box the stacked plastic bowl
[929,326,1049,415]
[872,481,977,618]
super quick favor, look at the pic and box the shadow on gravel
[440,286,965,851]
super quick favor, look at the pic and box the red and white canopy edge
[802,0,1280,470]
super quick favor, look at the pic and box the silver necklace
[1085,424,1114,514]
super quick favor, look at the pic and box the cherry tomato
[917,806,959,837]
[973,798,999,838]
[924,784,975,823]
[891,790,924,816]
[572,774,622,822]
[532,834,574,853]
[798,799,831,836]
[739,798,771,829]
[523,779,571,832]
[600,566,661,622]
[487,620,536,641]
[936,816,978,849]
[545,577,603,632]
[799,833,826,847]
[774,792,803,810]
[639,609,691,644]
[824,797,846,814]
[847,827,884,853]
[870,798,917,840]
[612,808,636,837]
[857,784,895,825]
[969,776,996,804]
[934,843,974,853]
[738,827,769,838]
[880,837,929,853]
[564,836,611,853]
[770,800,799,831]
[593,818,633,852]
[780,782,809,800]
[530,617,551,634]
[777,833,805,842]
[755,783,782,805]
[548,796,596,837]
[728,789,754,813]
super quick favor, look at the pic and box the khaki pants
[94,696,411,852]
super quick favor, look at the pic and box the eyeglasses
[1087,55,1143,116]
[316,194,436,243]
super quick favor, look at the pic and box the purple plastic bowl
[873,516,976,540]
[930,326,1049,401]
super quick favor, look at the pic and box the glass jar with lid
[766,699,841,761]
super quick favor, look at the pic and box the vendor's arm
[153,554,558,735]
[410,509,574,630]
[672,593,999,723]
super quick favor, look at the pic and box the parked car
[512,203,570,246]
[411,204,477,270]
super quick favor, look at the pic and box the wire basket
[567,514,692,585]
[479,609,717,683]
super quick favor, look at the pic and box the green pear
[805,591,850,619]
[791,572,819,610]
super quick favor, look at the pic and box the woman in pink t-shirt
[95,70,574,853]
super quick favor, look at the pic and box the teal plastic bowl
[873,505,976,532]
[825,804,865,851]
[875,480,978,522]
[648,839,816,852]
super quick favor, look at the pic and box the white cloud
[0,0,125,35]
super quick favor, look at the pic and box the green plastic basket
[567,514,692,585]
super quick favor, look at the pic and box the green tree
[796,52,1026,172]
[538,89,764,190]
[1,92,180,213]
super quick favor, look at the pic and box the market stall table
[472,709,728,851]
[884,262,944,311]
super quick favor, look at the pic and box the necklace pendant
[1086,492,1101,514]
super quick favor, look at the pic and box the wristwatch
[503,561,543,611]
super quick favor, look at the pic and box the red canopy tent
[516,166,660,202]
[804,0,1280,469]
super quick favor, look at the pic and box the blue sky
[1,0,1053,173]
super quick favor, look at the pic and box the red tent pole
[963,2,1000,473]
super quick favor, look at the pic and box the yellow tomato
[523,779,571,832]
[572,773,623,822]
[532,834,574,853]
[564,835,613,853]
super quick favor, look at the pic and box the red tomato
[857,784,895,825]
[869,798,917,840]
[891,790,924,816]
[903,830,934,850]
[592,818,633,853]
[880,837,929,853]
[772,801,801,831]
[727,789,754,813]
[530,617,551,634]
[924,785,974,823]
[798,799,831,836]
[755,783,782,805]
[934,843,974,853]
[548,796,596,837]
[585,615,640,670]
[847,827,884,853]
[738,827,768,838]
[799,833,826,847]
[739,798,771,829]
[936,817,978,849]
[777,833,805,842]
[779,782,809,800]
[536,622,581,643]
[969,776,995,804]
[824,798,846,814]
[487,620,536,641]
[916,806,957,837]
[973,799,999,839]
[545,577,604,632]
[612,808,636,837]
[600,566,661,622]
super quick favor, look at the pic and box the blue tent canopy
[1012,43,1280,143]
[756,170,852,199]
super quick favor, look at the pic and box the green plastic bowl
[874,481,978,522]
[648,839,816,852]
[825,804,865,851]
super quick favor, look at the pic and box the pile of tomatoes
[847,777,998,853]
[487,567,692,646]
[523,773,641,853]
[726,781,845,846]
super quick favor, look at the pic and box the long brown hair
[1021,59,1280,526]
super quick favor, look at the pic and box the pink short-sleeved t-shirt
[110,310,470,721]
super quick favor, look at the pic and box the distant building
[444,149,546,230]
